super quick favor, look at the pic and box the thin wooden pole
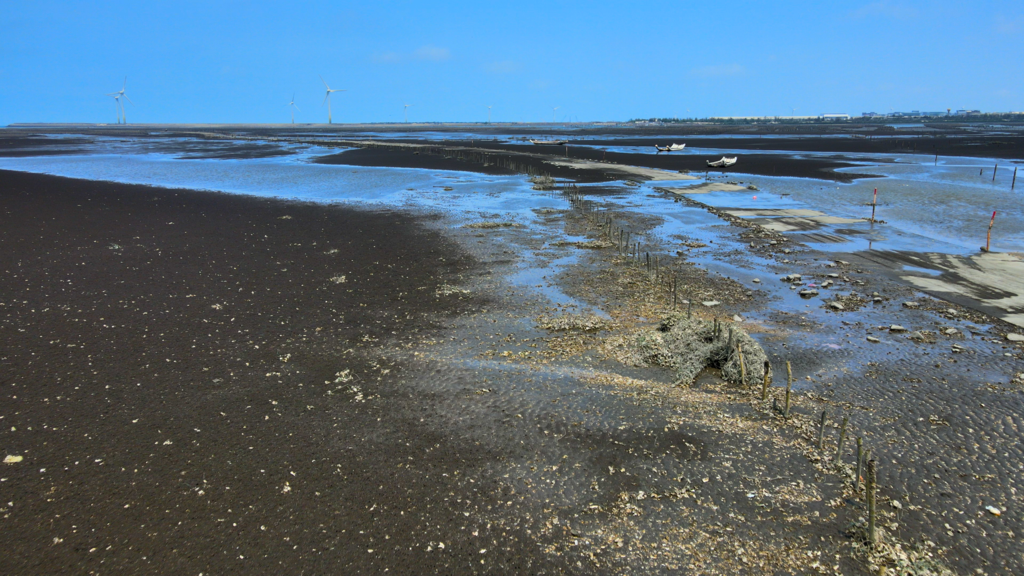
[761,361,770,401]
[817,410,828,449]
[855,437,864,492]
[836,416,849,463]
[738,344,747,387]
[984,210,997,252]
[784,361,793,418]
[867,459,878,545]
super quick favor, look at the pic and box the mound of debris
[611,315,771,387]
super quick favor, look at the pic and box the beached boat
[706,156,737,167]
[655,143,686,152]
[529,139,568,145]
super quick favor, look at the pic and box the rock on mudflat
[908,331,937,343]
[866,336,881,343]
[799,289,819,298]
[702,301,720,307]
[889,325,908,333]
[828,302,845,311]
[1007,333,1024,342]
[902,301,920,309]
[781,274,802,283]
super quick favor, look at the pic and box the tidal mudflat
[2,126,1023,574]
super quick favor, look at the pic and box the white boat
[530,139,568,145]
[655,143,686,152]
[706,156,737,167]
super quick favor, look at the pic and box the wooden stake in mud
[934,153,938,166]
[761,360,770,401]
[728,326,734,349]
[983,210,997,252]
[993,164,998,182]
[1013,166,1018,190]
[687,298,692,319]
[836,416,849,463]
[817,410,828,449]
[784,361,793,418]
[855,437,864,492]
[870,188,878,223]
[866,459,878,545]
[738,343,747,387]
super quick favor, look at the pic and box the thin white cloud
[485,60,521,74]
[690,63,745,78]
[850,1,918,19]
[370,51,402,64]
[413,45,451,61]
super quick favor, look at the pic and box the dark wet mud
[3,125,1024,574]
[0,170,571,575]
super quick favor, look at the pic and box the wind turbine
[404,103,412,123]
[106,93,122,124]
[288,94,300,124]
[552,106,559,123]
[487,105,492,124]
[106,77,133,124]
[319,75,346,124]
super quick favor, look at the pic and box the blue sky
[1,1,1021,124]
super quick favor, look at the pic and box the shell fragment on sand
[4,455,24,464]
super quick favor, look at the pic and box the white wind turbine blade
[293,103,300,111]
[320,75,330,90]
[123,94,135,106]
[322,92,330,106]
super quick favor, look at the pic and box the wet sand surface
[0,170,559,574]
[3,126,1024,574]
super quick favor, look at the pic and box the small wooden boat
[530,139,568,145]
[706,156,737,167]
[655,143,686,152]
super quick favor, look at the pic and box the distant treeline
[632,114,1024,125]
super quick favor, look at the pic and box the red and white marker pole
[984,210,997,252]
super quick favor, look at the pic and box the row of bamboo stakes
[564,184,884,546]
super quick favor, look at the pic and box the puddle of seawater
[902,265,942,276]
